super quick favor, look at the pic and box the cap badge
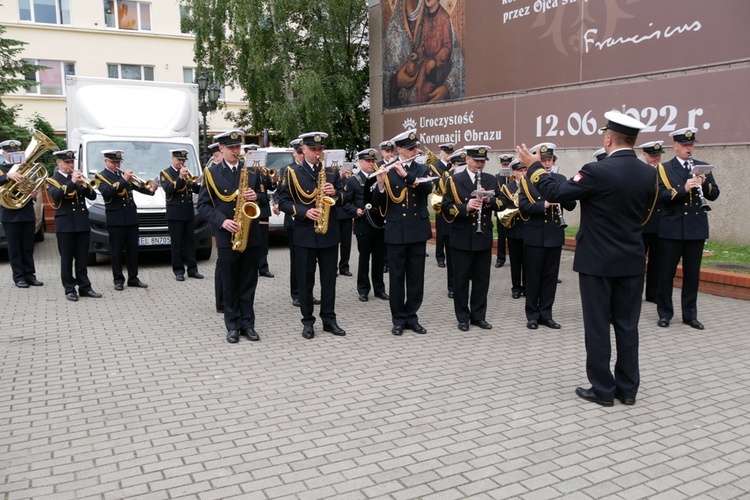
[115,152,122,159]
[369,149,376,156]
[65,151,73,159]
[230,132,239,140]
[540,145,548,153]
[314,134,322,142]
[685,131,693,139]
[408,132,416,141]
[478,148,486,155]
[654,144,661,150]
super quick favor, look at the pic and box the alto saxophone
[231,165,260,252]
[313,157,336,234]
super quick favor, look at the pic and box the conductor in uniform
[656,128,720,330]
[441,145,502,331]
[96,150,156,290]
[372,129,433,336]
[46,150,102,301]
[198,129,266,343]
[276,132,347,339]
[517,111,657,407]
[160,149,203,282]
[637,141,665,303]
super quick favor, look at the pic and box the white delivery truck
[65,76,212,262]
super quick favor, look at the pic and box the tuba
[314,156,336,234]
[0,129,59,209]
[231,164,260,252]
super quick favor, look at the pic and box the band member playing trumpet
[347,148,388,302]
[372,129,433,336]
[97,149,156,291]
[441,145,503,331]
[198,129,267,343]
[46,150,102,301]
[518,143,576,330]
[160,149,203,282]
[276,132,347,340]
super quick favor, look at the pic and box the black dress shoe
[216,307,224,314]
[259,271,275,278]
[575,387,614,407]
[657,318,670,328]
[557,278,562,284]
[302,325,315,339]
[392,324,404,336]
[615,391,636,406]
[447,290,454,299]
[511,291,521,299]
[339,270,352,276]
[495,261,504,268]
[458,322,469,331]
[227,329,240,343]
[66,292,79,302]
[312,297,321,305]
[323,323,346,336]
[407,322,427,334]
[28,279,43,286]
[358,293,368,302]
[292,298,300,307]
[175,274,185,282]
[114,283,124,291]
[471,320,493,330]
[375,291,389,300]
[683,319,704,330]
[188,272,204,279]
[527,319,538,330]
[539,319,561,329]
[128,279,148,288]
[15,281,29,289]
[242,328,260,341]
[437,261,446,268]
[81,290,103,298]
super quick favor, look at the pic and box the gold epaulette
[529,167,546,185]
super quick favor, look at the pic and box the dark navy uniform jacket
[197,160,267,250]
[160,166,200,221]
[527,149,657,277]
[346,170,384,236]
[46,171,96,232]
[371,160,433,245]
[657,156,720,241]
[97,168,155,226]
[279,162,297,231]
[518,172,576,248]
[441,168,502,252]
[0,162,37,223]
[275,159,345,249]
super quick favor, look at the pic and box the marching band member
[498,159,527,300]
[207,142,226,314]
[637,141,665,303]
[431,143,453,268]
[439,148,468,299]
[378,140,395,274]
[494,154,513,268]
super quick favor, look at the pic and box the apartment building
[1,0,242,139]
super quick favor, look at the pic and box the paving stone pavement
[1,234,749,499]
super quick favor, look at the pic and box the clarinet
[475,167,483,234]
[688,153,711,212]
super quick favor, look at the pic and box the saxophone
[231,165,260,252]
[313,157,336,234]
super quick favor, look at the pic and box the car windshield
[85,141,200,181]
[267,152,293,171]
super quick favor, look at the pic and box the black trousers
[168,219,197,276]
[108,224,139,285]
[507,237,525,294]
[523,244,561,321]
[387,241,426,326]
[495,218,507,264]
[218,245,259,331]
[435,218,447,263]
[338,219,353,273]
[57,231,92,294]
[444,235,453,293]
[258,220,270,273]
[4,220,36,284]
[642,232,661,302]
[215,258,223,310]
[356,232,386,296]
[295,245,337,327]
[451,247,491,323]
[579,273,642,400]
[657,238,704,321]
[287,228,298,300]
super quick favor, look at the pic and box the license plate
[138,236,171,246]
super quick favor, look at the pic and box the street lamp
[197,74,221,166]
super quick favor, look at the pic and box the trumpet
[129,173,155,190]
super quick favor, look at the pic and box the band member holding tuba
[441,145,503,331]
[198,129,267,343]
[372,129,433,336]
[46,149,102,301]
[347,148,388,302]
[97,150,157,291]
[518,143,576,330]
[431,143,453,269]
[494,154,513,268]
[637,141,664,304]
[160,149,203,282]
[656,128,720,330]
[276,132,347,340]
[0,138,45,288]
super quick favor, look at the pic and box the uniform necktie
[683,161,691,172]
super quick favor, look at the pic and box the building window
[103,0,151,31]
[179,6,193,34]
[184,68,227,100]
[19,0,71,24]
[107,63,154,81]
[24,60,75,95]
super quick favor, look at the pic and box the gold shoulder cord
[642,171,660,227]
[94,173,120,204]
[519,177,536,222]
[441,177,459,223]
[204,168,237,204]
[657,163,678,201]
[287,168,317,206]
[45,178,64,209]
[384,174,407,204]
[500,183,513,201]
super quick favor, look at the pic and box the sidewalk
[1,235,749,499]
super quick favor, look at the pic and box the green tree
[182,0,370,154]
[0,22,42,141]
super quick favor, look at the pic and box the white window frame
[107,63,155,81]
[104,0,151,31]
[23,60,75,96]
[19,0,71,25]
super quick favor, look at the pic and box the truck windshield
[85,141,200,181]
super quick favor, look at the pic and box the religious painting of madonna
[382,0,466,108]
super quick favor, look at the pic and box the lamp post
[197,74,221,166]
